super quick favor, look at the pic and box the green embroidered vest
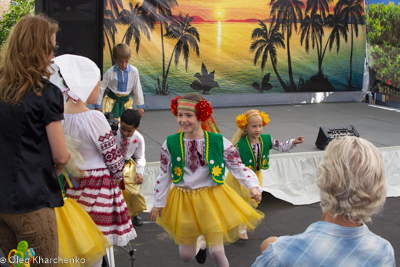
[167,131,225,185]
[236,134,272,171]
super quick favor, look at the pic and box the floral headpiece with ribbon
[170,96,213,122]
[236,110,270,130]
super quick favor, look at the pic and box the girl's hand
[249,187,262,202]
[149,207,163,222]
[294,136,305,144]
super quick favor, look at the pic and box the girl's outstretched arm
[293,136,305,144]
[271,136,303,152]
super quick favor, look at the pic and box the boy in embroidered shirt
[95,43,145,118]
[116,109,147,226]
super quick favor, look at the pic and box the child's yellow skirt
[156,183,264,248]
[225,170,263,208]
[55,198,110,267]
[122,159,147,217]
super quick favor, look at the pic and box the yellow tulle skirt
[55,198,111,267]
[225,170,263,208]
[156,184,264,248]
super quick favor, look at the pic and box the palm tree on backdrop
[142,0,179,94]
[305,0,333,21]
[250,21,289,92]
[335,0,364,89]
[163,13,200,93]
[322,7,348,63]
[119,2,152,54]
[104,9,118,62]
[300,13,323,73]
[270,0,304,91]
[103,0,124,64]
[303,0,334,73]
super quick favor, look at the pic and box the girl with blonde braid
[150,93,264,267]
[225,110,304,239]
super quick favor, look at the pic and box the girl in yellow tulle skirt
[150,93,264,267]
[225,109,304,239]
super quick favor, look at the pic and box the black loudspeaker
[315,125,360,150]
[36,0,104,72]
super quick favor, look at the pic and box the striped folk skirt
[66,168,136,246]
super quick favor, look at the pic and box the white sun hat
[49,54,100,103]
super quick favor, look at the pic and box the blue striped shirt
[252,221,395,267]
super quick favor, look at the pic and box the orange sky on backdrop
[176,0,341,21]
[122,0,341,22]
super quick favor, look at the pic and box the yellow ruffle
[102,94,133,121]
[55,198,110,267]
[122,159,147,217]
[156,184,264,248]
[225,170,263,208]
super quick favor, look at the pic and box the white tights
[178,244,229,267]
[91,257,103,267]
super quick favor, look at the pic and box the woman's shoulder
[41,80,64,99]
[43,80,62,92]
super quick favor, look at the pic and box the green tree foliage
[367,2,400,98]
[0,0,34,47]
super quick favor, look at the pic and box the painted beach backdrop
[103,0,366,96]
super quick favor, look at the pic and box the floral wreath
[236,111,270,130]
[170,96,213,122]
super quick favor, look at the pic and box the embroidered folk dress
[153,135,265,248]
[225,136,298,208]
[62,110,136,246]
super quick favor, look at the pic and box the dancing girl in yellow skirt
[149,93,264,267]
[225,109,304,239]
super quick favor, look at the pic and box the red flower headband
[170,96,213,122]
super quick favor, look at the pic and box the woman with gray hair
[252,136,395,267]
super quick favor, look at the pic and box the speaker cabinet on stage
[315,125,360,150]
[36,0,104,72]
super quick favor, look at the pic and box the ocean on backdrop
[103,0,367,107]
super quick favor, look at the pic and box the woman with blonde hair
[0,14,70,265]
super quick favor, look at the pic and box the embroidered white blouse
[115,130,146,175]
[62,110,124,180]
[153,137,262,208]
[95,64,145,109]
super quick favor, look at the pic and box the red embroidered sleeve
[160,147,170,174]
[98,130,124,180]
[224,144,242,166]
